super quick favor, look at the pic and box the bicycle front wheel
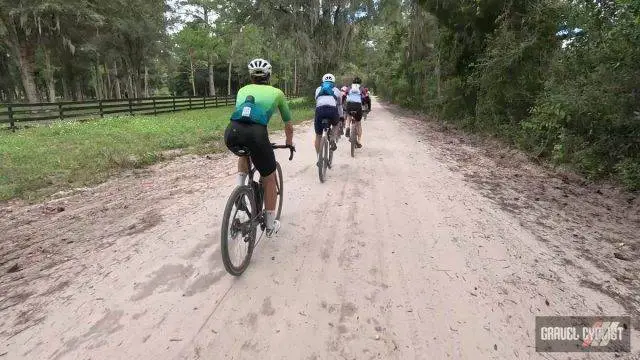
[275,162,283,220]
[221,185,257,276]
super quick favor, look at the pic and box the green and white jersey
[231,84,292,126]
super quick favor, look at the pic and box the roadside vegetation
[368,0,640,191]
[0,99,312,201]
[2,0,638,193]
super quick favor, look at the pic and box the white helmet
[248,58,272,78]
[322,73,336,83]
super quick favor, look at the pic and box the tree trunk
[144,66,149,97]
[61,77,70,100]
[101,65,108,100]
[127,73,134,99]
[113,61,122,99]
[94,64,101,100]
[105,63,112,99]
[15,42,39,103]
[134,71,141,99]
[208,53,216,96]
[227,37,237,96]
[227,59,233,96]
[203,7,216,97]
[44,49,56,102]
[294,57,298,96]
[190,54,196,96]
[74,78,83,101]
[284,74,288,95]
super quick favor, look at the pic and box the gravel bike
[220,144,295,276]
[317,118,337,183]
[347,111,360,157]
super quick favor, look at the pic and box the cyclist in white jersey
[314,73,343,158]
[345,77,364,148]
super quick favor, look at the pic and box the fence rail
[1,94,297,129]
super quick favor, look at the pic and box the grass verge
[0,98,313,202]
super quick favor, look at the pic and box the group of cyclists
[312,73,371,161]
[224,58,372,238]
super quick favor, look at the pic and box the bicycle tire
[350,123,356,158]
[319,134,327,183]
[328,139,334,169]
[220,185,257,276]
[324,135,330,172]
[275,162,283,220]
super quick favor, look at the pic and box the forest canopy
[1,0,638,189]
[0,0,375,102]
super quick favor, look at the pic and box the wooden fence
[0,94,296,129]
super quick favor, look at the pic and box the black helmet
[353,77,362,84]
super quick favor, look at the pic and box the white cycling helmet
[322,73,336,83]
[248,58,272,78]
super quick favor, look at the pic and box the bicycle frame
[241,144,295,227]
[321,119,334,141]
[245,158,264,220]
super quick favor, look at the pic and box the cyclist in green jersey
[224,58,294,237]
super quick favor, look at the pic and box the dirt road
[1,98,639,359]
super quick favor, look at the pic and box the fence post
[59,103,64,120]
[7,104,14,130]
[128,98,133,115]
[153,98,157,116]
[172,97,176,112]
[203,97,206,109]
[189,97,192,110]
[99,100,104,118]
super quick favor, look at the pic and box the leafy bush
[371,0,640,191]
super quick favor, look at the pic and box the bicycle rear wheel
[221,185,257,276]
[275,162,283,220]
[318,134,328,183]
[350,123,356,158]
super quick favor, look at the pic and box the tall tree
[0,0,103,103]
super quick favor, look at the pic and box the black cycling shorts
[224,121,276,177]
[314,105,340,135]
[346,102,363,122]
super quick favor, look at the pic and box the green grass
[0,100,313,201]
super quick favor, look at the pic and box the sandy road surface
[1,98,639,359]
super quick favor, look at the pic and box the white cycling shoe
[266,220,281,238]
